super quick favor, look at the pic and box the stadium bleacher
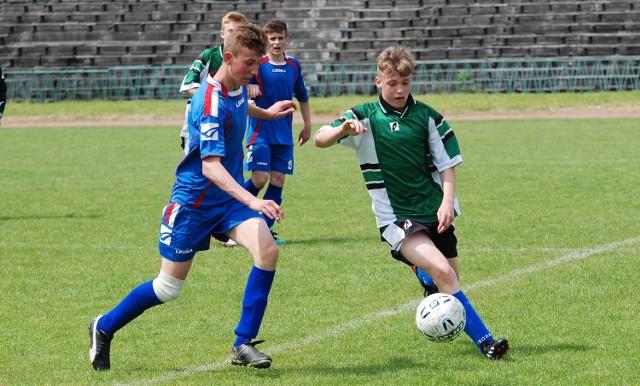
[1,0,639,69]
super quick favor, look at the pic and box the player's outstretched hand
[265,100,297,120]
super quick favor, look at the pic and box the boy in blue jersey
[314,46,510,360]
[89,24,297,371]
[178,12,248,154]
[244,20,312,244]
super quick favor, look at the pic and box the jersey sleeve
[428,115,463,171]
[199,100,228,159]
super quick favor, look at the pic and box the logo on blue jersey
[200,122,219,141]
[272,68,286,73]
[235,96,245,108]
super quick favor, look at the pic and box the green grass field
[1,96,639,385]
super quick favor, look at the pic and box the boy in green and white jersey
[314,46,510,360]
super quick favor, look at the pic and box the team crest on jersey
[390,121,400,132]
[200,122,219,141]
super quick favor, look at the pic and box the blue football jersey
[170,75,248,207]
[246,55,309,147]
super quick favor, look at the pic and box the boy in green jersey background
[314,45,510,360]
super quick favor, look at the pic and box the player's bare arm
[313,119,368,148]
[248,100,297,120]
[437,167,457,234]
[202,156,284,222]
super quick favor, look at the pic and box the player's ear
[223,51,234,64]
[375,76,382,89]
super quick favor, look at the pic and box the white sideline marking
[117,236,639,386]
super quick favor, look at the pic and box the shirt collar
[378,94,415,118]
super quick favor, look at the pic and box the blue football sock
[452,290,494,351]
[233,266,276,347]
[262,184,283,228]
[243,179,261,196]
[415,267,437,288]
[97,280,163,337]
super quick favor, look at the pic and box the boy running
[313,46,510,360]
[89,24,297,371]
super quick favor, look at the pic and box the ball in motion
[415,293,466,342]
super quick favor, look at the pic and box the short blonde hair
[376,46,416,78]
[221,12,247,27]
[224,23,267,56]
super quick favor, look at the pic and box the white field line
[117,236,640,386]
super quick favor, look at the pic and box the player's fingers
[263,201,284,222]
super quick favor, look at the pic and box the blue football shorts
[245,144,294,174]
[158,199,262,262]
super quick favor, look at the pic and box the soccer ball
[415,293,466,342]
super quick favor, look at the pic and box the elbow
[313,134,329,148]
[313,126,332,148]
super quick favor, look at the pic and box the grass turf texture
[1,99,639,384]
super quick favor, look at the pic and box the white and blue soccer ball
[415,293,466,342]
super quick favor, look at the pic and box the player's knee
[433,267,459,292]
[152,271,185,303]
[252,173,269,189]
[255,243,279,270]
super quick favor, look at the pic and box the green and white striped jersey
[179,45,224,95]
[327,96,462,228]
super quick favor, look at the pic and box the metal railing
[5,56,639,102]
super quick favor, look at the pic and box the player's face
[376,71,412,110]
[220,22,242,43]
[267,32,288,57]
[227,47,262,87]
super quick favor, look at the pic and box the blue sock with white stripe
[97,280,163,337]
[234,266,276,347]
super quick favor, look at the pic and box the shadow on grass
[222,356,432,380]
[209,235,369,249]
[0,213,102,221]
[496,342,593,356]
[455,341,594,362]
[275,236,372,246]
